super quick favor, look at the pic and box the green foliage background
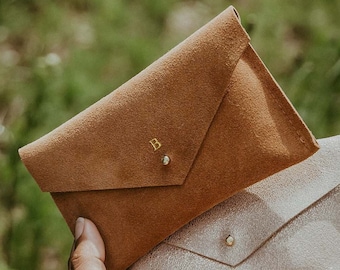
[0,0,339,269]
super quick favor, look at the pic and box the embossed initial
[149,138,162,151]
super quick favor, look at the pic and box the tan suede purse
[131,136,340,270]
[19,6,319,270]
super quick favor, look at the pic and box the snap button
[225,235,234,246]
[162,155,171,166]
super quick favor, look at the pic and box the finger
[70,217,106,270]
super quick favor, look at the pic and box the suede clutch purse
[19,6,319,269]
[132,136,340,270]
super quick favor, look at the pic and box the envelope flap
[165,136,340,266]
[19,6,250,192]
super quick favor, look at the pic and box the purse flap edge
[19,6,250,193]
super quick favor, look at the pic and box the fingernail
[75,217,85,240]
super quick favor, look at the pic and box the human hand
[68,217,106,270]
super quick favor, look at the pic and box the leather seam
[247,45,310,151]
[268,87,308,149]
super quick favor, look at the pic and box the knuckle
[70,251,84,269]
[70,250,105,270]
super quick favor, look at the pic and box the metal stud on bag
[162,155,171,166]
[225,235,235,246]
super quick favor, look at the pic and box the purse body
[19,6,318,269]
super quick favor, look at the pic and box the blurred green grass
[0,0,339,269]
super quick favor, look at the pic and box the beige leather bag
[132,136,340,269]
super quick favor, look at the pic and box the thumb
[69,217,106,270]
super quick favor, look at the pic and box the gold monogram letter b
[149,138,162,151]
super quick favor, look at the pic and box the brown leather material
[18,6,319,270]
[19,6,250,193]
[131,136,340,269]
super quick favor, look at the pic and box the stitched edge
[247,44,311,151]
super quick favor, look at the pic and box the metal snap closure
[162,155,171,166]
[225,235,234,246]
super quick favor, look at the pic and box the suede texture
[19,6,319,270]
